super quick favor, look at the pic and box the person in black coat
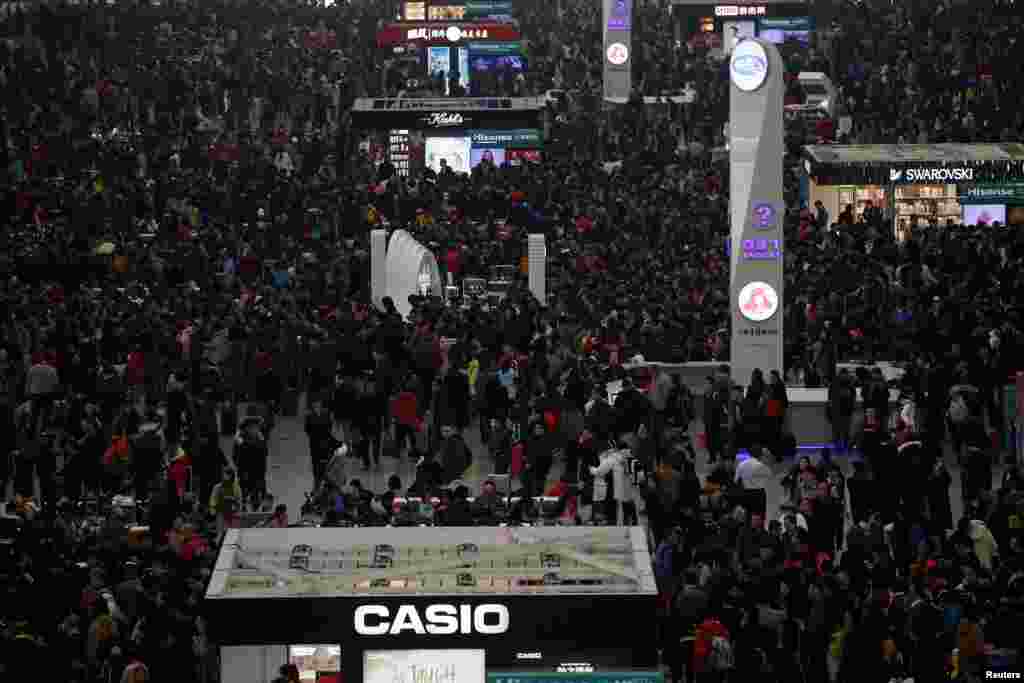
[480,372,510,442]
[437,366,471,433]
[304,398,334,489]
[522,421,554,497]
[234,419,269,509]
[925,458,953,536]
[614,376,650,434]
[354,374,386,470]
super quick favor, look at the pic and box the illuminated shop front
[670,0,811,52]
[351,97,544,177]
[205,527,659,683]
[379,1,521,96]
[803,143,1024,240]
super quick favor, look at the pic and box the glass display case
[894,184,960,241]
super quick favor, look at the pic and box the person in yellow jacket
[209,467,243,535]
[467,357,480,397]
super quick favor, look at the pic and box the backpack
[949,394,969,424]
[707,636,735,671]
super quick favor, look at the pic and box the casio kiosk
[205,526,659,683]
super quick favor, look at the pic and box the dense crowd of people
[1,0,1023,682]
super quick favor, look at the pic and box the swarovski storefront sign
[729,38,785,387]
[890,167,975,183]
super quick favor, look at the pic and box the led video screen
[963,204,1006,226]
[426,136,472,175]
[364,650,485,683]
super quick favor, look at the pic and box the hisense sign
[959,183,1024,203]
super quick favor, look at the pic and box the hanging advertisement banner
[603,0,632,102]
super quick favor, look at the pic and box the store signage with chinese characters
[403,0,426,20]
[429,5,466,21]
[889,167,975,183]
[389,129,411,177]
[422,112,466,127]
[739,327,779,337]
[354,604,509,636]
[607,0,632,30]
[407,25,491,41]
[741,238,782,260]
[715,5,767,17]
[378,22,520,46]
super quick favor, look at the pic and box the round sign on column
[738,281,779,322]
[730,40,769,92]
[606,42,629,66]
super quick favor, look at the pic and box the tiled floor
[244,393,1004,528]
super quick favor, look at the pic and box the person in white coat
[590,440,638,526]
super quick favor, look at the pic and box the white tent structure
[383,229,442,319]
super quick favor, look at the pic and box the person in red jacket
[390,384,421,459]
[691,614,731,677]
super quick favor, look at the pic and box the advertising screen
[364,650,486,683]
[508,149,542,164]
[963,204,1006,226]
[426,136,472,175]
[428,47,452,82]
[723,20,756,54]
[758,28,810,45]
[470,54,526,72]
[470,147,506,167]
[458,47,470,91]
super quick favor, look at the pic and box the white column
[370,229,388,310]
